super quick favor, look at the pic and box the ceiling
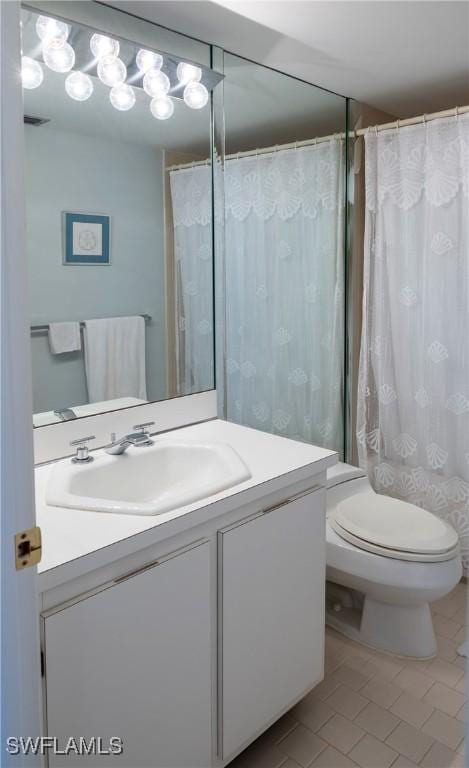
[107,0,469,118]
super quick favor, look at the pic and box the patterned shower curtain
[224,140,345,452]
[358,114,469,571]
[169,164,214,395]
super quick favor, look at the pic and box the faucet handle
[133,421,155,434]
[70,435,95,464]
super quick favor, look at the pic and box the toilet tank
[327,462,367,489]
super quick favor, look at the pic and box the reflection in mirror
[22,4,220,427]
[222,54,347,455]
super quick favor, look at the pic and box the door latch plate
[15,526,42,570]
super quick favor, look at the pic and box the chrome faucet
[105,422,155,455]
[55,407,77,421]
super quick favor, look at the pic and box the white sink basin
[46,440,252,516]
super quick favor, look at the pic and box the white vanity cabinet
[42,540,212,768]
[218,488,326,759]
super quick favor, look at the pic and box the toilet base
[326,595,437,659]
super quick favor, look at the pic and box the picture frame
[63,212,111,266]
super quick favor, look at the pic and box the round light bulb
[90,33,120,59]
[65,71,93,101]
[183,81,208,109]
[136,48,163,73]
[36,15,69,44]
[43,39,75,73]
[97,55,127,87]
[21,56,44,89]
[150,95,174,120]
[110,83,136,111]
[143,68,170,97]
[176,61,202,84]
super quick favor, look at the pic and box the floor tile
[456,702,466,723]
[263,712,300,746]
[453,627,466,647]
[436,634,459,663]
[318,713,364,755]
[348,734,398,768]
[420,741,460,768]
[292,699,335,734]
[365,654,404,682]
[311,677,341,702]
[385,720,434,763]
[234,738,288,768]
[391,757,418,768]
[421,710,465,750]
[424,682,466,717]
[310,745,358,768]
[393,667,434,698]
[455,676,466,695]
[389,691,434,729]
[333,663,370,692]
[452,609,467,627]
[278,725,327,767]
[425,659,464,688]
[433,615,462,640]
[354,701,400,740]
[360,678,401,709]
[432,597,465,620]
[325,684,369,720]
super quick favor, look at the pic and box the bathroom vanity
[36,419,336,767]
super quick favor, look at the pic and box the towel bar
[30,314,152,334]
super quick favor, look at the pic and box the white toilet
[326,462,462,658]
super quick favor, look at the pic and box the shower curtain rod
[167,103,469,171]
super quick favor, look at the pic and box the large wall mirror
[221,53,347,456]
[22,2,221,427]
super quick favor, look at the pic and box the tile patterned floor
[230,583,467,768]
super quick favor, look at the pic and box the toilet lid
[334,493,458,555]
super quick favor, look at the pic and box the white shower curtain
[170,164,214,395]
[358,114,469,571]
[225,140,345,451]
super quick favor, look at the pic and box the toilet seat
[330,492,459,563]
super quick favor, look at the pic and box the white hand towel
[83,316,147,403]
[48,322,82,354]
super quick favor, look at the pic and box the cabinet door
[219,489,325,759]
[44,541,212,768]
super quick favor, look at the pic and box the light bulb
[176,62,202,84]
[136,48,163,73]
[65,71,93,101]
[150,96,174,120]
[43,39,75,73]
[21,56,44,89]
[90,33,119,59]
[143,68,170,97]
[97,55,127,87]
[183,81,208,109]
[110,83,135,111]
[36,15,69,44]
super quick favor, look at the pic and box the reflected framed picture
[63,212,111,265]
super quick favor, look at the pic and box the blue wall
[25,125,167,412]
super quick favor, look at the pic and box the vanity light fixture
[90,33,120,59]
[110,83,136,111]
[97,54,127,87]
[142,68,170,97]
[36,15,69,44]
[136,48,163,73]
[65,71,94,101]
[183,81,209,110]
[43,39,75,73]
[21,56,44,89]
[176,62,202,85]
[150,95,174,120]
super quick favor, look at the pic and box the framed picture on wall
[63,212,111,265]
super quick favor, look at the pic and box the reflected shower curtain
[358,114,469,572]
[225,141,345,451]
[169,165,214,394]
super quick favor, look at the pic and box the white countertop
[35,419,337,589]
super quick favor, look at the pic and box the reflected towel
[83,316,147,402]
[48,322,81,354]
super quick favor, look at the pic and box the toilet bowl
[326,462,462,658]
